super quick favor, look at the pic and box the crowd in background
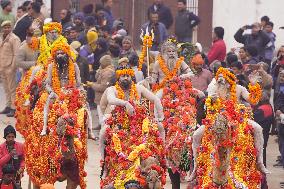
[0,0,283,188]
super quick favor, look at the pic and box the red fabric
[0,142,25,178]
[0,183,13,189]
[208,39,226,64]
[258,104,273,118]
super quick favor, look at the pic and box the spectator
[0,164,20,189]
[14,1,32,29]
[78,16,96,45]
[230,61,248,88]
[207,27,226,64]
[254,97,273,167]
[260,15,270,30]
[147,0,173,29]
[129,54,144,82]
[119,36,137,59]
[0,125,25,181]
[264,21,276,67]
[30,2,45,37]
[175,0,200,43]
[274,72,284,168]
[234,22,270,61]
[272,46,284,81]
[109,42,120,68]
[15,24,38,73]
[0,0,15,26]
[71,41,90,84]
[238,47,249,64]
[101,0,114,32]
[73,12,85,32]
[142,11,167,51]
[0,21,21,117]
[60,9,73,32]
[34,0,50,18]
[190,54,213,92]
[194,42,209,67]
[87,55,115,107]
[83,3,94,17]
[226,52,238,67]
[67,26,80,44]
[93,37,109,72]
[118,57,129,67]
[16,6,26,21]
[245,45,259,65]
[13,1,34,42]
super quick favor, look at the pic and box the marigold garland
[215,67,237,103]
[51,60,76,95]
[161,77,199,176]
[101,104,166,189]
[27,37,40,51]
[138,35,153,70]
[115,69,135,78]
[248,83,262,105]
[43,22,62,34]
[115,81,139,101]
[153,55,184,91]
[198,98,262,188]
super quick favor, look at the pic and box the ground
[0,85,284,189]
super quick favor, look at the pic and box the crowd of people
[0,0,282,188]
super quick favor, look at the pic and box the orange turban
[40,184,55,189]
[191,54,204,65]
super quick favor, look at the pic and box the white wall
[213,0,284,52]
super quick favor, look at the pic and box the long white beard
[163,54,178,71]
[216,83,229,99]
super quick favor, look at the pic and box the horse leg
[168,168,180,189]
[66,177,78,189]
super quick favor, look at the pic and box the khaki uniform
[0,33,21,109]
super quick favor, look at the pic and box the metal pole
[131,0,135,43]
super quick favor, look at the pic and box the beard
[163,54,177,70]
[120,79,131,90]
[56,55,69,69]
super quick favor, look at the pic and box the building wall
[52,0,212,48]
[213,0,284,52]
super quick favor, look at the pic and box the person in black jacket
[13,2,34,42]
[147,0,173,29]
[175,0,200,43]
[234,22,270,61]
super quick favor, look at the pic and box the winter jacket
[175,10,200,41]
[0,33,21,72]
[147,4,173,29]
[0,142,25,178]
[234,29,270,60]
[207,39,226,64]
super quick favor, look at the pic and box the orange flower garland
[153,55,184,91]
[115,69,135,78]
[248,83,262,105]
[43,22,62,34]
[115,81,139,101]
[215,67,237,103]
[27,37,40,51]
[138,35,153,71]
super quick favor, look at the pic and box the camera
[245,25,253,29]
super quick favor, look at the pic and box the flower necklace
[154,55,184,91]
[115,81,139,101]
[52,60,76,95]
[27,37,39,51]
